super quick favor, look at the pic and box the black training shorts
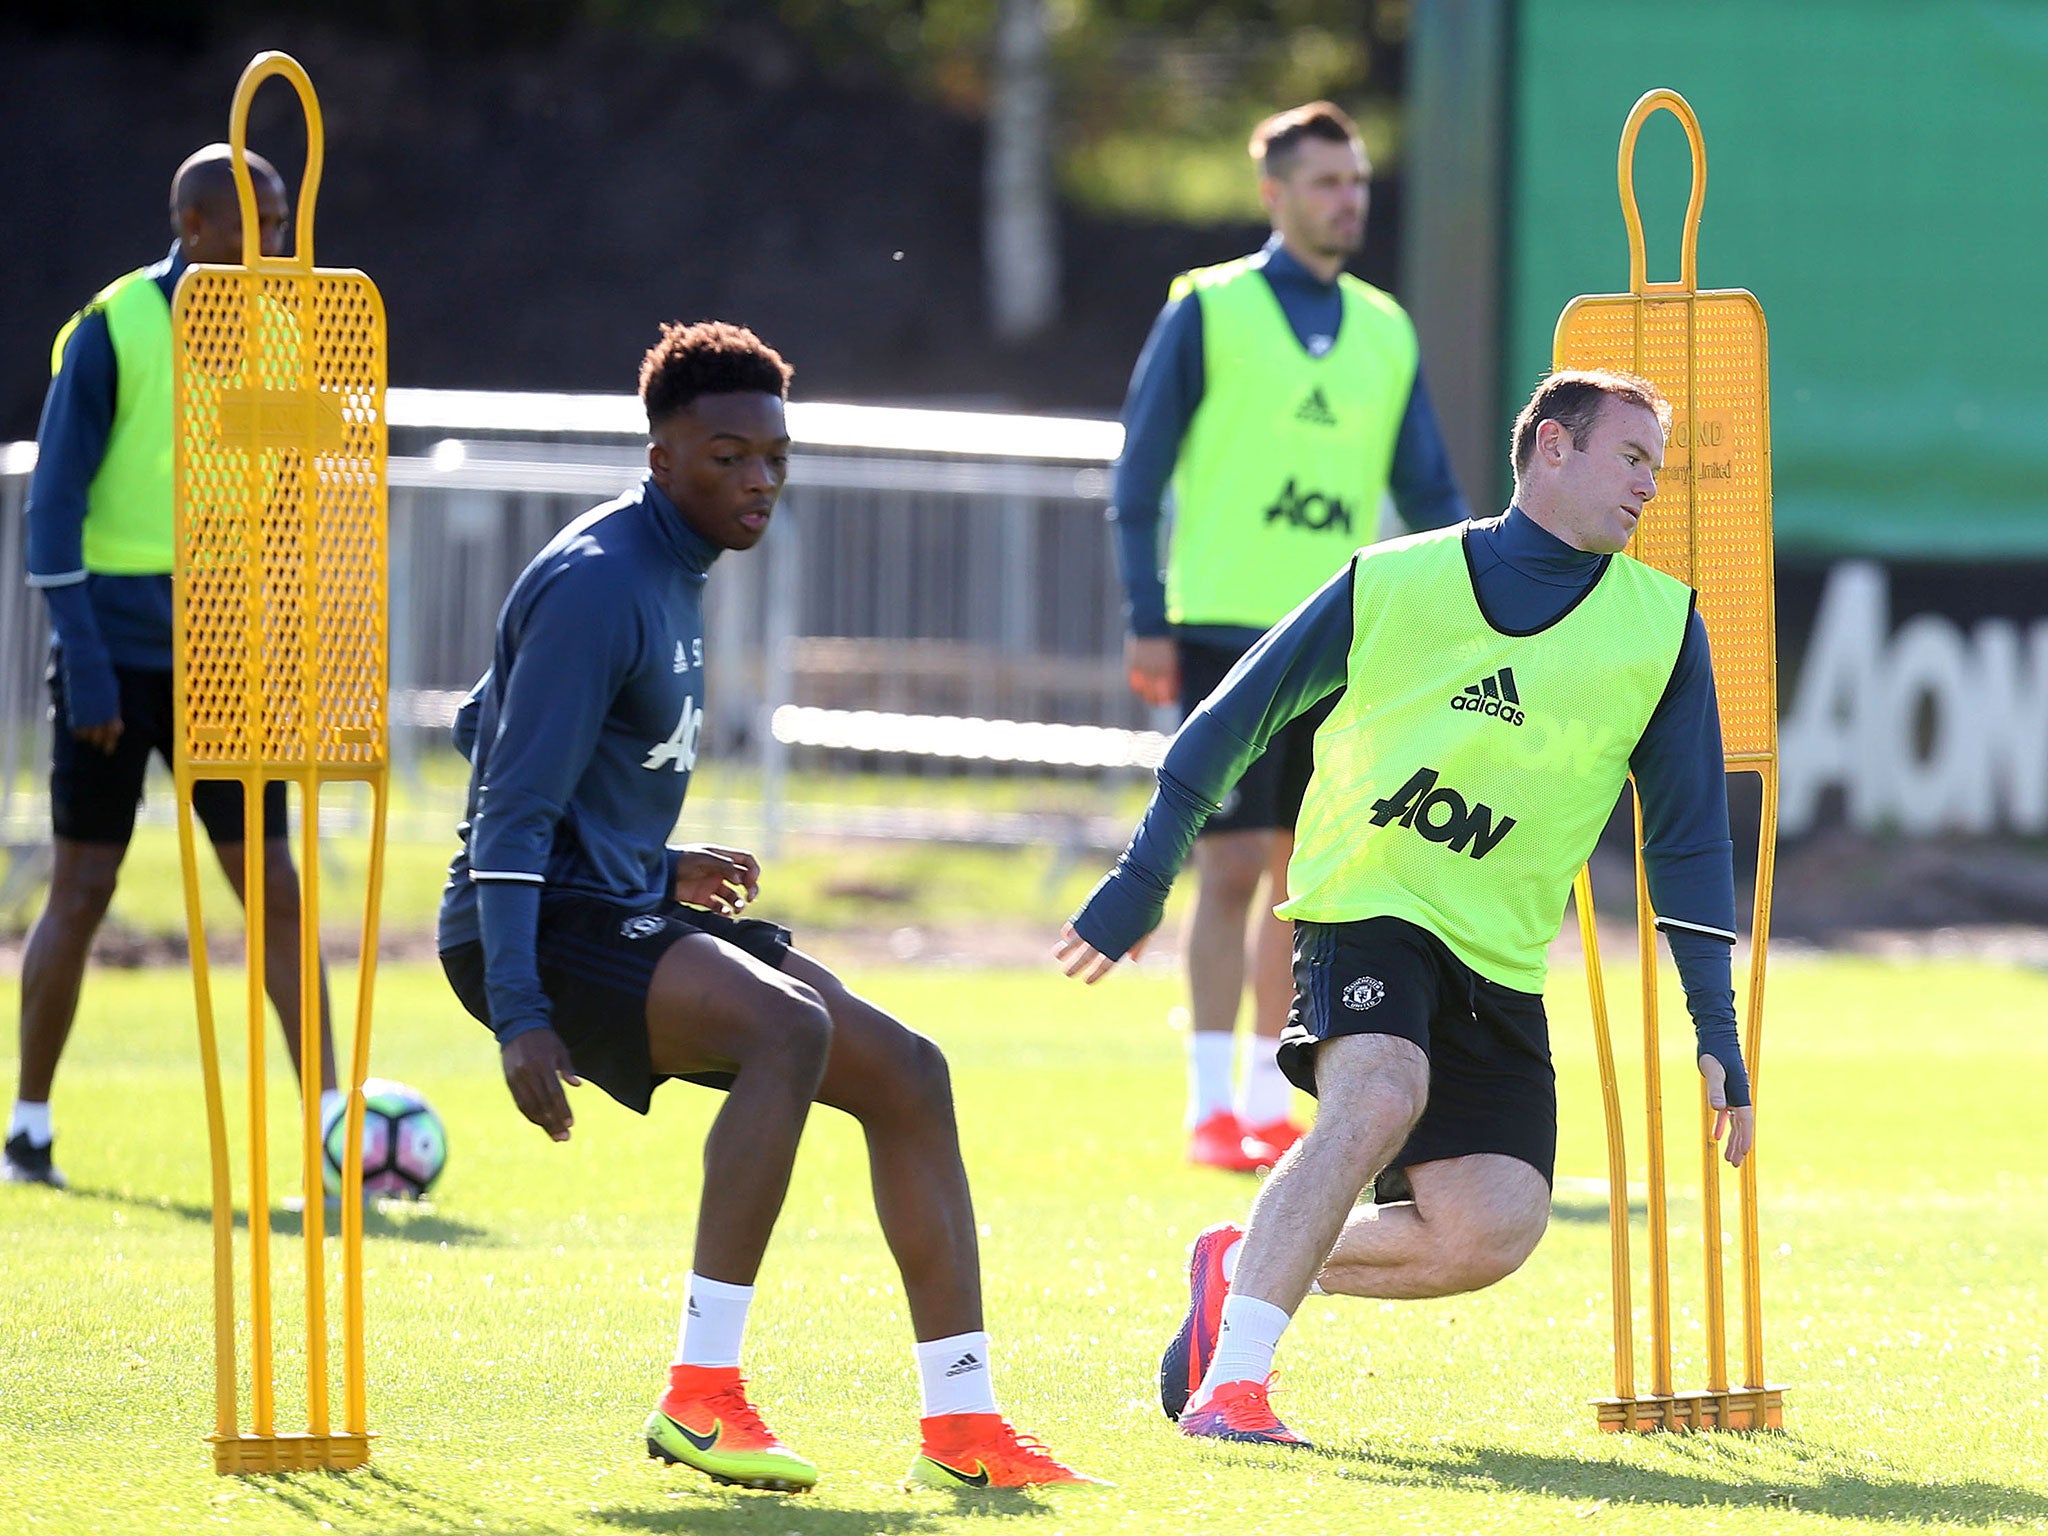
[440,892,794,1114]
[48,653,287,846]
[1279,915,1557,1185]
[1178,637,1336,836]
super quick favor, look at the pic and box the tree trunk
[985,0,1058,341]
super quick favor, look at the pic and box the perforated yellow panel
[1555,291,1774,762]
[174,269,387,769]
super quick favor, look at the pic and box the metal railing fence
[0,395,1166,853]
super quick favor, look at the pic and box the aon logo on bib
[643,697,703,773]
[1367,766,1516,860]
[1262,477,1355,535]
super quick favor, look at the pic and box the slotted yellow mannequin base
[1594,1387,1785,1435]
[213,1433,375,1475]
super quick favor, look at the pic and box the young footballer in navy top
[438,322,1094,1494]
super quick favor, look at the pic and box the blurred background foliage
[20,0,1411,222]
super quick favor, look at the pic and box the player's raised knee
[890,1026,953,1112]
[747,980,833,1092]
[776,980,834,1051]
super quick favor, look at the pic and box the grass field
[2,951,2044,1534]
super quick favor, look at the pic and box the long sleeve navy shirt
[1111,234,1471,648]
[438,475,718,1044]
[1073,508,1750,1104]
[26,244,187,729]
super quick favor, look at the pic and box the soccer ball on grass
[321,1078,447,1200]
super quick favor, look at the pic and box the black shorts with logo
[48,654,288,846]
[1278,915,1556,1185]
[1178,637,1338,836]
[440,892,794,1114]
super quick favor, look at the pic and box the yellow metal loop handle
[1618,88,1705,295]
[228,50,325,270]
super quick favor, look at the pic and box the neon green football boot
[645,1365,818,1492]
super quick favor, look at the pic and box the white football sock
[1187,1031,1237,1127]
[915,1329,998,1417]
[673,1272,753,1368]
[9,1101,51,1147]
[1236,1051,1294,1127]
[1221,1236,1243,1285]
[1189,1294,1290,1410]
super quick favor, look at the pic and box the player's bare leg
[1239,834,1304,1161]
[1314,1154,1550,1299]
[771,950,1099,1488]
[1177,1032,1425,1445]
[644,936,833,1284]
[777,952,981,1337]
[1185,829,1271,1168]
[15,839,123,1104]
[7,839,124,1187]
[1230,1032,1429,1313]
[1188,830,1268,1037]
[643,935,832,1492]
[1249,839,1295,1048]
[214,838,338,1095]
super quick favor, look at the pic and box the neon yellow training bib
[51,269,176,575]
[1278,526,1694,991]
[1166,257,1418,630]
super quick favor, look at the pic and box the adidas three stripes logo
[1450,667,1525,725]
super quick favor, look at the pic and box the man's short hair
[1249,101,1363,180]
[1511,369,1672,475]
[639,320,793,425]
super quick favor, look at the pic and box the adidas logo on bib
[1451,667,1525,726]
[1294,386,1337,426]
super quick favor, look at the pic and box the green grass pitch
[2,953,2044,1533]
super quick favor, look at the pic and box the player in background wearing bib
[1060,371,1753,1447]
[1109,102,1467,1173]
[7,146,336,1190]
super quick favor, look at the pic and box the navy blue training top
[438,475,718,1043]
[1111,234,1471,647]
[1073,507,1750,1105]
[26,243,189,729]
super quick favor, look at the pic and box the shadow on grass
[1547,1190,1647,1224]
[594,1487,1054,1531]
[216,1464,1065,1534]
[63,1182,496,1245]
[247,1465,529,1535]
[1298,1435,2048,1525]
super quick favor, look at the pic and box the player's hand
[1054,921,1148,983]
[672,845,761,915]
[502,1027,581,1142]
[72,715,124,754]
[1699,1054,1754,1168]
[1125,636,1179,708]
